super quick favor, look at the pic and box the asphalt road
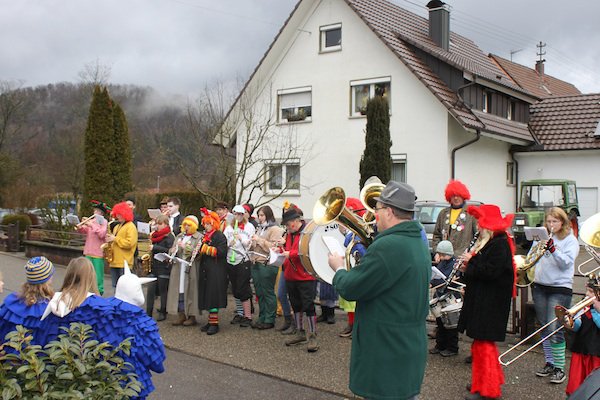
[1,251,592,399]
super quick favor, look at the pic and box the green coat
[333,220,430,400]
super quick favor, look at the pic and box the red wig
[201,211,220,229]
[444,180,471,202]
[111,202,134,222]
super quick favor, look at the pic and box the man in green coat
[329,181,431,400]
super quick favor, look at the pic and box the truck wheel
[569,212,579,238]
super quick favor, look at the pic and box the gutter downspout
[451,129,481,179]
[509,147,519,211]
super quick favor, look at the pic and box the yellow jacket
[109,221,138,268]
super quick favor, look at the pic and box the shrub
[0,323,141,399]
[1,214,32,233]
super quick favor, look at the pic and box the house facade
[222,0,596,218]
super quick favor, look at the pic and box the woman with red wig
[106,201,139,288]
[457,204,516,400]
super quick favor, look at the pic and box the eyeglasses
[374,206,388,212]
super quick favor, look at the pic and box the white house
[221,0,598,219]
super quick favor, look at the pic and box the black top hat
[281,205,303,224]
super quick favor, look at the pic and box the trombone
[577,212,600,276]
[499,276,600,366]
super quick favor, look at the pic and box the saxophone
[101,242,114,263]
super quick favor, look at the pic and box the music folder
[524,226,549,241]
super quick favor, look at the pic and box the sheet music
[147,208,161,220]
[137,221,150,235]
[524,226,549,241]
[153,252,190,266]
[66,214,80,225]
[431,266,446,280]
[322,235,346,256]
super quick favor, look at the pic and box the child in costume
[0,256,55,345]
[77,200,110,295]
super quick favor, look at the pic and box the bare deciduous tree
[0,80,28,152]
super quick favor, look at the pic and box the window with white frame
[278,87,312,123]
[320,23,342,52]
[350,77,391,116]
[507,100,515,120]
[482,91,492,113]
[391,154,407,183]
[265,161,300,193]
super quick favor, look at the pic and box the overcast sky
[1,0,598,97]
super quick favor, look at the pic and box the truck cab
[512,179,579,246]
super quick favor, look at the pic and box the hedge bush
[0,323,141,399]
[1,214,32,232]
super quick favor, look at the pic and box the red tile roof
[529,94,600,151]
[490,55,581,99]
[345,0,533,142]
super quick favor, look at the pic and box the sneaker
[307,333,319,352]
[429,347,441,355]
[200,323,210,332]
[206,324,219,335]
[535,362,555,377]
[230,314,243,324]
[339,325,353,338]
[440,349,458,357]
[156,312,167,322]
[285,330,307,346]
[281,324,297,335]
[549,368,566,384]
[239,317,252,328]
[257,322,275,330]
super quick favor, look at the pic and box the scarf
[151,226,171,243]
[203,229,216,244]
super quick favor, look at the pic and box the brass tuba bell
[577,212,600,277]
[313,187,373,246]
[359,176,386,224]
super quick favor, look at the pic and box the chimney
[535,60,545,76]
[426,0,450,51]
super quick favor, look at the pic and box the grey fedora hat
[374,181,417,212]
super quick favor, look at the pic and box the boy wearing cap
[278,203,320,352]
[429,240,460,357]
[77,200,110,295]
[329,181,430,400]
[0,256,55,345]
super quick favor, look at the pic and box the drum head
[298,221,346,284]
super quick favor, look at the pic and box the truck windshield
[521,185,565,210]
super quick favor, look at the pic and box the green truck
[512,179,579,246]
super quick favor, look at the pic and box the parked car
[414,200,483,254]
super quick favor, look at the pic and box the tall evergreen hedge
[359,95,392,188]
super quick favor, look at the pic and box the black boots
[317,306,336,324]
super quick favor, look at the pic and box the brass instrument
[514,227,553,287]
[101,242,114,263]
[359,176,386,224]
[577,212,600,276]
[140,253,152,276]
[499,275,600,366]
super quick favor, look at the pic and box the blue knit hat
[25,256,55,284]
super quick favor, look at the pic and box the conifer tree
[359,95,392,188]
[112,102,133,198]
[82,85,114,215]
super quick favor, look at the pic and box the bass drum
[298,221,348,284]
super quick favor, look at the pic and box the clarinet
[438,231,480,293]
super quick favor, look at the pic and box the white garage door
[577,187,598,224]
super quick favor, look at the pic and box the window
[506,162,515,186]
[482,91,492,113]
[350,77,391,116]
[265,161,300,193]
[320,24,341,52]
[277,87,312,123]
[391,154,407,183]
[507,101,515,120]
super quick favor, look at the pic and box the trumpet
[75,214,96,229]
[499,275,600,366]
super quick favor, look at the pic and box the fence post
[7,221,20,252]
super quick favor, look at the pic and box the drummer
[430,240,460,357]
[276,202,319,353]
